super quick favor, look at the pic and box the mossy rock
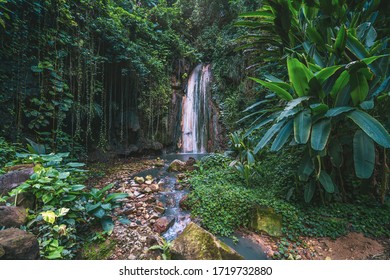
[0,228,39,259]
[167,160,186,172]
[81,239,116,260]
[171,222,243,260]
[249,206,283,237]
[0,206,27,228]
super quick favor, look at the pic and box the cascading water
[181,64,212,153]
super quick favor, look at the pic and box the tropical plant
[239,0,390,203]
[149,238,172,260]
[2,151,127,259]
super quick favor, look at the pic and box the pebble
[133,191,141,197]
[154,206,165,214]
[129,222,138,229]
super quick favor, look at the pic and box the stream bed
[133,153,268,260]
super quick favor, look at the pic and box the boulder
[171,222,243,260]
[167,160,186,172]
[144,187,152,194]
[134,177,145,184]
[0,206,27,228]
[7,192,35,209]
[179,195,190,211]
[145,175,153,181]
[249,206,283,237]
[185,157,196,166]
[0,228,39,259]
[177,173,186,180]
[0,167,34,196]
[153,216,175,234]
[185,157,197,172]
[150,184,159,192]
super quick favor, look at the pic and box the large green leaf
[244,116,275,137]
[334,25,347,54]
[239,11,273,18]
[318,171,335,193]
[249,77,293,101]
[298,152,314,181]
[330,71,350,98]
[105,193,128,203]
[347,110,390,148]
[288,57,310,97]
[311,118,331,151]
[294,110,312,144]
[26,138,46,155]
[310,103,329,115]
[41,211,56,224]
[234,21,263,28]
[243,100,270,112]
[350,71,369,105]
[304,181,316,203]
[328,140,343,168]
[346,32,370,60]
[325,106,354,117]
[254,121,285,153]
[315,65,343,85]
[277,96,310,121]
[353,130,375,179]
[360,54,390,65]
[271,120,293,151]
[101,216,114,234]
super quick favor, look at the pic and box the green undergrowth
[0,146,127,259]
[80,237,116,260]
[187,154,390,239]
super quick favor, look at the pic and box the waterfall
[181,64,211,153]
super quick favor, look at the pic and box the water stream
[133,153,267,260]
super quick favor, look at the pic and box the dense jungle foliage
[0,0,389,260]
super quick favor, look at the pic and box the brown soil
[243,230,389,260]
[305,233,387,260]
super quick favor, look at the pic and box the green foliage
[237,0,390,203]
[2,152,127,259]
[81,238,116,260]
[149,238,172,260]
[0,137,16,172]
[0,0,193,151]
[187,154,390,241]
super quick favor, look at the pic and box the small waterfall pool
[133,153,268,260]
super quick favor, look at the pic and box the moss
[250,206,283,237]
[81,239,116,260]
[171,222,243,260]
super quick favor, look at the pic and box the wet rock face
[170,222,243,260]
[0,228,39,260]
[0,206,27,228]
[249,206,283,237]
